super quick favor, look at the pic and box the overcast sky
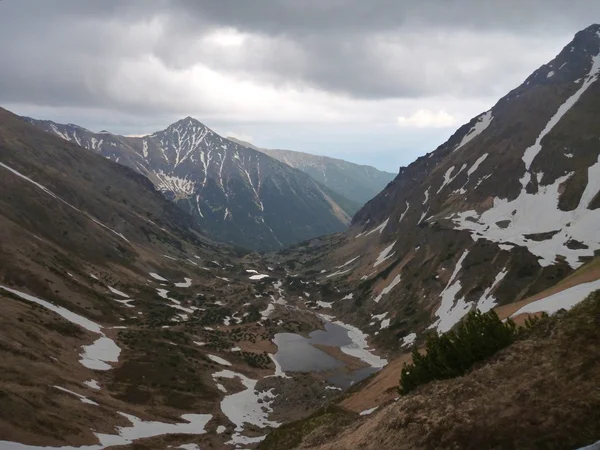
[0,1,598,172]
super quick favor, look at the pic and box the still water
[273,322,379,388]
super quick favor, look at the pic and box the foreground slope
[24,117,350,251]
[260,290,600,450]
[283,24,600,354]
[229,137,396,207]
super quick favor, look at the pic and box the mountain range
[1,22,600,450]
[24,117,358,252]
[228,137,396,208]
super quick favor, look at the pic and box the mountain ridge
[23,115,353,251]
[227,137,396,207]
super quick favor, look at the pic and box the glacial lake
[273,322,379,388]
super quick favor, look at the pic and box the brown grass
[263,291,600,450]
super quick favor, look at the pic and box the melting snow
[249,274,270,280]
[149,272,168,282]
[476,268,508,313]
[429,250,471,334]
[336,256,360,269]
[54,386,98,406]
[0,285,121,371]
[107,286,129,298]
[454,110,493,152]
[333,320,387,368]
[365,218,390,236]
[522,50,600,185]
[401,333,417,348]
[467,153,488,177]
[84,379,101,390]
[374,241,397,267]
[452,156,600,268]
[326,268,352,278]
[316,301,333,308]
[359,406,379,416]
[154,171,196,198]
[373,274,402,303]
[174,278,192,288]
[398,201,409,223]
[213,369,279,444]
[207,354,232,366]
[511,279,600,317]
[342,293,354,300]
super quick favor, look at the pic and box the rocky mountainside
[24,117,351,251]
[228,137,396,207]
[0,107,389,449]
[254,23,600,449]
[280,24,600,353]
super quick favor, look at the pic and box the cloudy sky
[0,1,598,172]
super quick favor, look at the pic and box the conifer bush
[399,309,517,395]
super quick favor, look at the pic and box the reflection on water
[273,322,379,388]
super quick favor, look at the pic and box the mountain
[23,117,351,251]
[228,137,396,207]
[256,23,600,449]
[0,107,375,448]
[4,22,600,450]
[284,23,600,346]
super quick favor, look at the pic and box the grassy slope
[260,290,600,450]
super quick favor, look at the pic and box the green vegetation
[399,309,517,395]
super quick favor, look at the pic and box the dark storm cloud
[0,0,598,112]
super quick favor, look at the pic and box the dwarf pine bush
[399,309,517,395]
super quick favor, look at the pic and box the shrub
[399,309,517,395]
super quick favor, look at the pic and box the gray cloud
[2,0,598,107]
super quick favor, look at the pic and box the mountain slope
[0,107,371,449]
[24,117,350,251]
[281,24,600,353]
[228,137,396,207]
[260,291,600,450]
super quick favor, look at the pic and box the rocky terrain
[24,117,352,252]
[228,137,395,209]
[0,108,387,449]
[1,22,600,450]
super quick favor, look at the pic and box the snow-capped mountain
[294,23,600,350]
[228,138,396,208]
[24,117,351,251]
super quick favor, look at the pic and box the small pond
[273,322,380,388]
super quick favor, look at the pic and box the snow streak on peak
[453,110,493,153]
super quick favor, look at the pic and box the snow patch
[149,272,168,282]
[373,274,402,303]
[454,110,493,152]
[512,279,600,317]
[374,241,396,267]
[207,354,232,366]
[429,250,471,334]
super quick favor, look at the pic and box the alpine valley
[1,22,600,450]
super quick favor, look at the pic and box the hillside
[278,23,600,356]
[260,290,600,450]
[0,107,382,449]
[24,117,351,251]
[228,137,396,207]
